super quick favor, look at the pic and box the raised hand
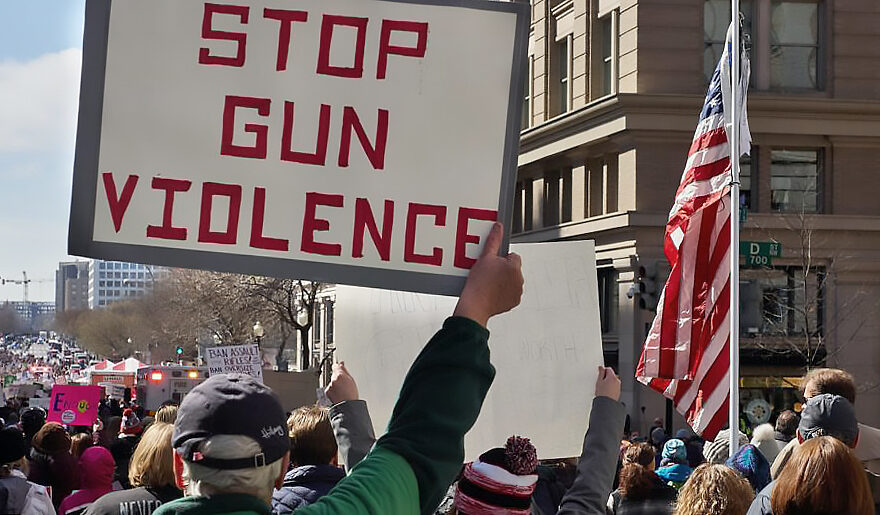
[453,222,524,327]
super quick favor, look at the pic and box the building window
[740,148,755,211]
[522,55,533,130]
[600,15,614,96]
[325,301,335,344]
[740,266,824,338]
[704,0,751,82]
[554,37,571,115]
[550,0,574,116]
[513,180,534,233]
[598,268,619,334]
[99,272,105,279]
[769,1,820,90]
[99,262,106,269]
[99,281,105,287]
[99,289,105,296]
[770,148,819,213]
[704,0,821,90]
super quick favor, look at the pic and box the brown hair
[618,443,657,499]
[673,464,753,515]
[32,422,71,455]
[801,368,856,403]
[771,436,873,515]
[70,433,93,458]
[128,422,176,488]
[288,406,337,466]
[774,411,798,437]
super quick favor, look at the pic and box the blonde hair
[674,463,754,515]
[182,434,285,502]
[155,405,178,424]
[129,422,176,488]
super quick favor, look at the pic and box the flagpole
[728,0,742,458]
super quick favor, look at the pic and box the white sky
[0,1,86,302]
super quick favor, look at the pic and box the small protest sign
[28,397,51,411]
[47,385,101,426]
[205,344,264,381]
[69,0,529,296]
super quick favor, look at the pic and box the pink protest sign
[47,385,101,425]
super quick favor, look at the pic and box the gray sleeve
[328,399,377,472]
[746,482,774,515]
[557,397,626,515]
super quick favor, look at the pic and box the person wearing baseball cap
[154,222,524,515]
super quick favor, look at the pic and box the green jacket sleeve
[297,447,419,515]
[300,316,494,515]
[377,316,495,514]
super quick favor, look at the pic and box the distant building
[55,261,90,312]
[88,260,168,309]
[4,301,55,330]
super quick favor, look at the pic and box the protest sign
[205,343,264,381]
[69,0,529,296]
[336,241,604,460]
[28,397,51,411]
[47,385,101,425]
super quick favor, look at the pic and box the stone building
[513,0,880,432]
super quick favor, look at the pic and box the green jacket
[152,493,273,515]
[156,316,494,515]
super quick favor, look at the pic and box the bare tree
[168,269,270,346]
[744,209,879,371]
[0,304,23,334]
[244,278,322,371]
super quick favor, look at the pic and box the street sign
[68,0,530,296]
[739,241,782,267]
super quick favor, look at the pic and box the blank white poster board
[335,240,603,460]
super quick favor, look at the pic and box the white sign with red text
[70,0,528,295]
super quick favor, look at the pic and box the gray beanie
[703,428,749,464]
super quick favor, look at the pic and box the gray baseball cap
[798,393,859,446]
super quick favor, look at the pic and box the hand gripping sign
[69,0,529,295]
[47,385,102,426]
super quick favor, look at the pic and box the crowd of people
[1,223,878,514]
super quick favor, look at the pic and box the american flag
[636,22,750,440]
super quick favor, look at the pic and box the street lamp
[253,321,265,345]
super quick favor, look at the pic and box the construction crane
[0,271,52,303]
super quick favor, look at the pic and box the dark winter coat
[607,475,677,515]
[28,447,79,508]
[271,465,346,513]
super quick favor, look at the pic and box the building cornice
[518,94,880,166]
[510,211,880,243]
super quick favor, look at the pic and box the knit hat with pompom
[453,436,539,515]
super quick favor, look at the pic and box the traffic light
[637,262,659,312]
[175,346,184,357]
